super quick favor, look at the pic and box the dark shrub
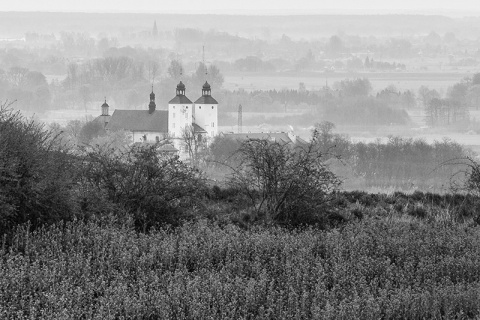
[79,144,206,231]
[0,102,76,236]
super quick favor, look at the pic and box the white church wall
[193,104,218,137]
[168,103,193,138]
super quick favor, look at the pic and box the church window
[199,106,201,109]
[212,122,215,127]
[212,106,214,109]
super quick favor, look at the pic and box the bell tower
[168,81,193,138]
[194,81,218,138]
[100,98,111,127]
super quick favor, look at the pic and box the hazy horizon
[1,0,480,17]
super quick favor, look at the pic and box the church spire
[149,85,156,113]
[152,20,158,37]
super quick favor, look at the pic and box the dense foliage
[0,103,76,236]
[0,104,205,235]
[3,217,480,319]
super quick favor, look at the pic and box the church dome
[202,81,211,90]
[101,100,109,108]
[177,81,186,91]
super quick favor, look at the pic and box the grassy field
[3,205,480,319]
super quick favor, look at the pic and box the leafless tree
[228,130,341,223]
[181,125,204,166]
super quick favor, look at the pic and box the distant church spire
[152,20,158,37]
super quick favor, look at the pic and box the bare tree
[229,130,341,224]
[146,60,160,83]
[181,125,204,166]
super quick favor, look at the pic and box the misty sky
[1,0,480,16]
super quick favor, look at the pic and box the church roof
[168,95,193,104]
[194,95,218,104]
[106,110,168,132]
[192,123,207,133]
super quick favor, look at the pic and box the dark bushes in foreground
[0,103,77,236]
[0,103,206,234]
[3,218,480,319]
[78,144,205,231]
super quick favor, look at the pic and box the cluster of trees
[210,122,474,191]
[0,102,204,236]
[364,57,406,71]
[420,74,480,127]
[0,67,51,111]
[233,56,276,72]
[376,85,416,108]
[219,78,411,127]
[314,122,472,190]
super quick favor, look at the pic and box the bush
[228,130,341,226]
[465,158,480,196]
[0,102,76,236]
[79,144,206,231]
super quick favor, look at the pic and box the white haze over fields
[1,0,480,16]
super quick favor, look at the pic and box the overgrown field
[3,103,480,319]
[2,215,480,319]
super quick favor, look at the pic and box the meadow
[3,204,480,319]
[3,91,480,318]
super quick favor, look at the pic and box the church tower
[99,98,111,127]
[194,81,218,138]
[148,86,156,113]
[168,81,193,138]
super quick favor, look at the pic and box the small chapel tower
[99,98,111,127]
[148,86,156,113]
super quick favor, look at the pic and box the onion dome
[176,81,186,96]
[202,81,211,96]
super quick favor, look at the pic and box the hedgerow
[2,218,480,319]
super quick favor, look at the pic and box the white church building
[99,80,218,155]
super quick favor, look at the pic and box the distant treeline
[211,122,472,192]
[218,78,411,127]
[313,124,471,191]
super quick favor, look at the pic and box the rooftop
[106,109,168,132]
